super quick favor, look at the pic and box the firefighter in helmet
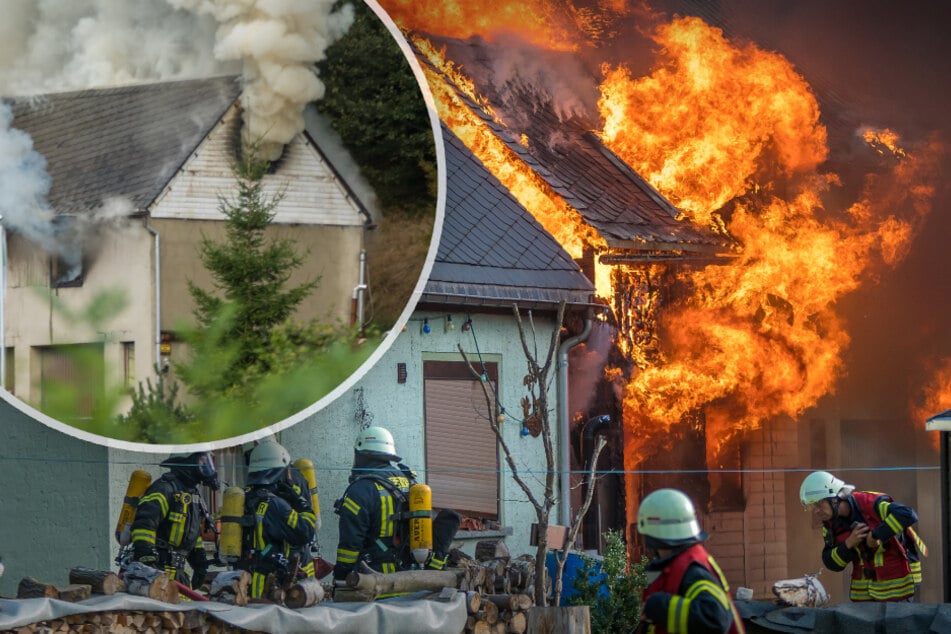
[637,488,744,634]
[241,437,318,579]
[799,470,925,602]
[333,426,460,582]
[129,451,219,590]
[237,440,317,601]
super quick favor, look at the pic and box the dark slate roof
[423,125,595,309]
[419,37,736,257]
[7,76,242,215]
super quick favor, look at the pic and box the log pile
[454,542,537,634]
[2,610,264,634]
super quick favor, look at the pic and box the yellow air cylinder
[115,470,152,546]
[292,458,322,531]
[219,486,246,564]
[408,483,433,566]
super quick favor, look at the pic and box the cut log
[471,621,491,634]
[505,610,527,634]
[345,568,462,595]
[122,562,179,604]
[483,593,533,611]
[475,541,510,562]
[464,590,482,613]
[69,567,126,595]
[209,570,251,606]
[56,584,92,602]
[285,577,325,609]
[475,599,499,625]
[16,577,59,599]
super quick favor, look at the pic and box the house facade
[3,77,371,429]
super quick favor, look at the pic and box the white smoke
[0,0,356,251]
[169,0,355,160]
[0,0,228,95]
[0,101,58,253]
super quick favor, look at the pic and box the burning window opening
[49,216,84,289]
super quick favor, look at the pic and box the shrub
[569,529,649,634]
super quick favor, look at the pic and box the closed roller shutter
[424,361,499,518]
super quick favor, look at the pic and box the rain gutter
[557,308,594,525]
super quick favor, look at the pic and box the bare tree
[458,301,605,607]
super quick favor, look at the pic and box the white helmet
[800,471,854,506]
[247,440,291,485]
[354,426,401,462]
[637,488,705,547]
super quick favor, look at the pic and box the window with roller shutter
[423,360,499,519]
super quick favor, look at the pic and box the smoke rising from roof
[169,0,355,160]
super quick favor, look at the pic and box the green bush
[569,529,649,634]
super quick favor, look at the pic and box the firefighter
[242,438,318,578]
[129,451,219,590]
[332,426,460,582]
[799,470,925,602]
[637,488,744,634]
[237,440,317,601]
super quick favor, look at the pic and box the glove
[275,481,309,512]
[643,592,670,624]
[131,542,160,568]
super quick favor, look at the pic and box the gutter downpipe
[557,308,594,526]
[145,223,161,369]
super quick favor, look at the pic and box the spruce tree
[182,152,319,398]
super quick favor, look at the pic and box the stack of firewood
[4,610,260,634]
[452,542,537,634]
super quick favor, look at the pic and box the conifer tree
[182,152,319,398]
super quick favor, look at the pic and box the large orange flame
[386,1,945,546]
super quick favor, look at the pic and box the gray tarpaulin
[0,591,468,633]
[737,600,951,634]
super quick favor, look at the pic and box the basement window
[423,360,499,520]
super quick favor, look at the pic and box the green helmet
[354,426,401,462]
[247,440,291,485]
[637,488,705,547]
[799,471,854,506]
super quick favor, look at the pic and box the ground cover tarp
[738,600,951,633]
[0,591,468,633]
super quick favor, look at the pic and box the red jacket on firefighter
[800,471,924,602]
[637,488,745,634]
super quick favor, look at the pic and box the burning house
[1,76,371,427]
[379,0,950,602]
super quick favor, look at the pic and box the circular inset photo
[0,0,442,445]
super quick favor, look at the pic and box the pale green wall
[282,310,562,560]
[1,398,112,597]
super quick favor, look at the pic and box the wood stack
[4,610,263,634]
[451,542,538,634]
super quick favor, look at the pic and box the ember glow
[913,359,951,449]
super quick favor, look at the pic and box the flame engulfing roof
[420,35,737,258]
[423,125,595,309]
[7,76,241,215]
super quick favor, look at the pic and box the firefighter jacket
[333,462,415,581]
[237,484,317,600]
[821,490,923,601]
[642,543,745,634]
[287,465,317,579]
[129,472,208,588]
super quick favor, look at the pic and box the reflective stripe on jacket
[643,543,745,634]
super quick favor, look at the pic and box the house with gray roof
[233,125,597,561]
[2,76,371,426]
